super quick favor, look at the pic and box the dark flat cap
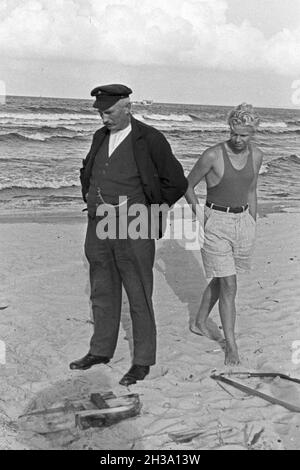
[91,84,133,111]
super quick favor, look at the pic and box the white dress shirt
[108,123,132,157]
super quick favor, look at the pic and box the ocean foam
[260,121,288,129]
[0,111,98,122]
[0,179,80,190]
[139,113,193,122]
[259,163,269,175]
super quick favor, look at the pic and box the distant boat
[140,99,153,105]
[132,99,153,106]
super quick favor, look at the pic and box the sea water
[0,96,299,215]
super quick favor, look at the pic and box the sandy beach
[0,204,300,450]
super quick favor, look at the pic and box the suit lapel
[131,117,156,201]
[131,117,150,170]
[86,127,109,175]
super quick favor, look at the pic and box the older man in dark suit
[70,84,187,386]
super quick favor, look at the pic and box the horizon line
[4,94,300,112]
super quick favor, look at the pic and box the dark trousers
[84,216,156,366]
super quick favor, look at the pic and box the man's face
[229,125,254,152]
[98,102,130,132]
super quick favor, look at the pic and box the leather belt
[206,201,249,213]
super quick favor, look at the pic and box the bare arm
[185,148,216,218]
[248,148,263,220]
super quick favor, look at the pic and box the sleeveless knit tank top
[206,143,254,207]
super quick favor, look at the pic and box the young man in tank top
[185,103,263,365]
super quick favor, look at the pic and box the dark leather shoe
[69,353,110,370]
[119,364,150,386]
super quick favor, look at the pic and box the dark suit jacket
[80,116,188,207]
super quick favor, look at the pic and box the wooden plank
[19,400,86,418]
[75,397,141,429]
[101,391,116,400]
[90,393,109,409]
[76,405,135,418]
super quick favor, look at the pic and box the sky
[0,0,300,108]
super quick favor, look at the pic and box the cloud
[0,0,299,75]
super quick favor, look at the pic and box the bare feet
[225,343,240,365]
[190,319,225,348]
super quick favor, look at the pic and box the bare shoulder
[188,143,222,184]
[202,143,222,163]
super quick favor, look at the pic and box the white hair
[116,97,131,110]
[228,103,260,129]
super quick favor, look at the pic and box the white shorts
[201,206,256,278]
